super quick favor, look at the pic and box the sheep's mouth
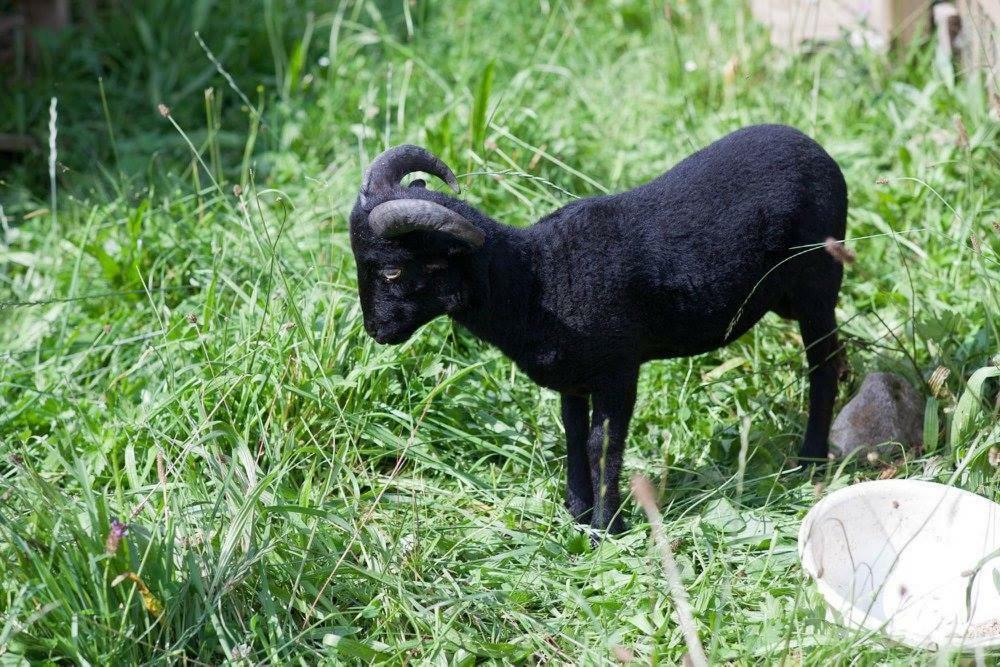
[369,324,416,345]
[373,331,408,345]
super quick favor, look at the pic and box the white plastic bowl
[798,479,1000,650]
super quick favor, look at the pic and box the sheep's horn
[369,199,484,248]
[361,145,460,200]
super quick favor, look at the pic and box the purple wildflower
[105,518,128,556]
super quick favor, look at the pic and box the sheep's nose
[363,320,381,341]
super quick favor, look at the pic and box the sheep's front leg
[561,394,593,522]
[587,374,638,534]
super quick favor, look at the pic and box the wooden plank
[0,134,37,153]
[0,15,26,33]
[890,0,933,45]
[959,0,1000,94]
[20,0,70,33]
[971,0,1000,25]
[750,0,931,50]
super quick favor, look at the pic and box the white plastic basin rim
[798,478,1000,651]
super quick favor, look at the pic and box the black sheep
[349,124,847,533]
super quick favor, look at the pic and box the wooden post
[19,0,70,34]
[934,3,961,60]
[959,0,1000,95]
[0,1,70,153]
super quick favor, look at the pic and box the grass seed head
[156,450,166,486]
[928,366,951,397]
[723,56,740,86]
[824,237,856,265]
[612,645,635,663]
[953,115,969,148]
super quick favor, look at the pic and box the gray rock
[830,372,924,456]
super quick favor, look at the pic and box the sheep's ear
[408,178,426,188]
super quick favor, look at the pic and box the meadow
[1,0,998,663]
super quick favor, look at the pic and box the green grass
[1,0,999,663]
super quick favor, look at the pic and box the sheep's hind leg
[587,373,638,534]
[798,307,841,461]
[561,394,593,522]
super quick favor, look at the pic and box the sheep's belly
[511,341,637,394]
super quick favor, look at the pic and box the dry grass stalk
[630,475,708,667]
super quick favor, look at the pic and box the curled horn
[369,199,485,248]
[361,145,460,202]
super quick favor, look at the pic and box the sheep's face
[350,224,471,345]
[350,145,484,344]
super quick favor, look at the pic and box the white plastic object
[798,479,1000,650]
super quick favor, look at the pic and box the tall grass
[1,0,998,663]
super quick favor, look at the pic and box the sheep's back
[529,124,846,357]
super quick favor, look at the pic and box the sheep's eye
[425,261,447,272]
[381,267,403,282]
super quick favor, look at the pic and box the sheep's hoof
[795,450,832,469]
[587,517,627,545]
[605,516,627,535]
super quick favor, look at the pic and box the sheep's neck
[451,224,541,359]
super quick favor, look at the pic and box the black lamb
[349,124,847,533]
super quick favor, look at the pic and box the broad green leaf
[923,396,939,452]
[471,61,495,153]
[950,365,1000,452]
[701,497,745,533]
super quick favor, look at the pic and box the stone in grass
[830,372,924,457]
